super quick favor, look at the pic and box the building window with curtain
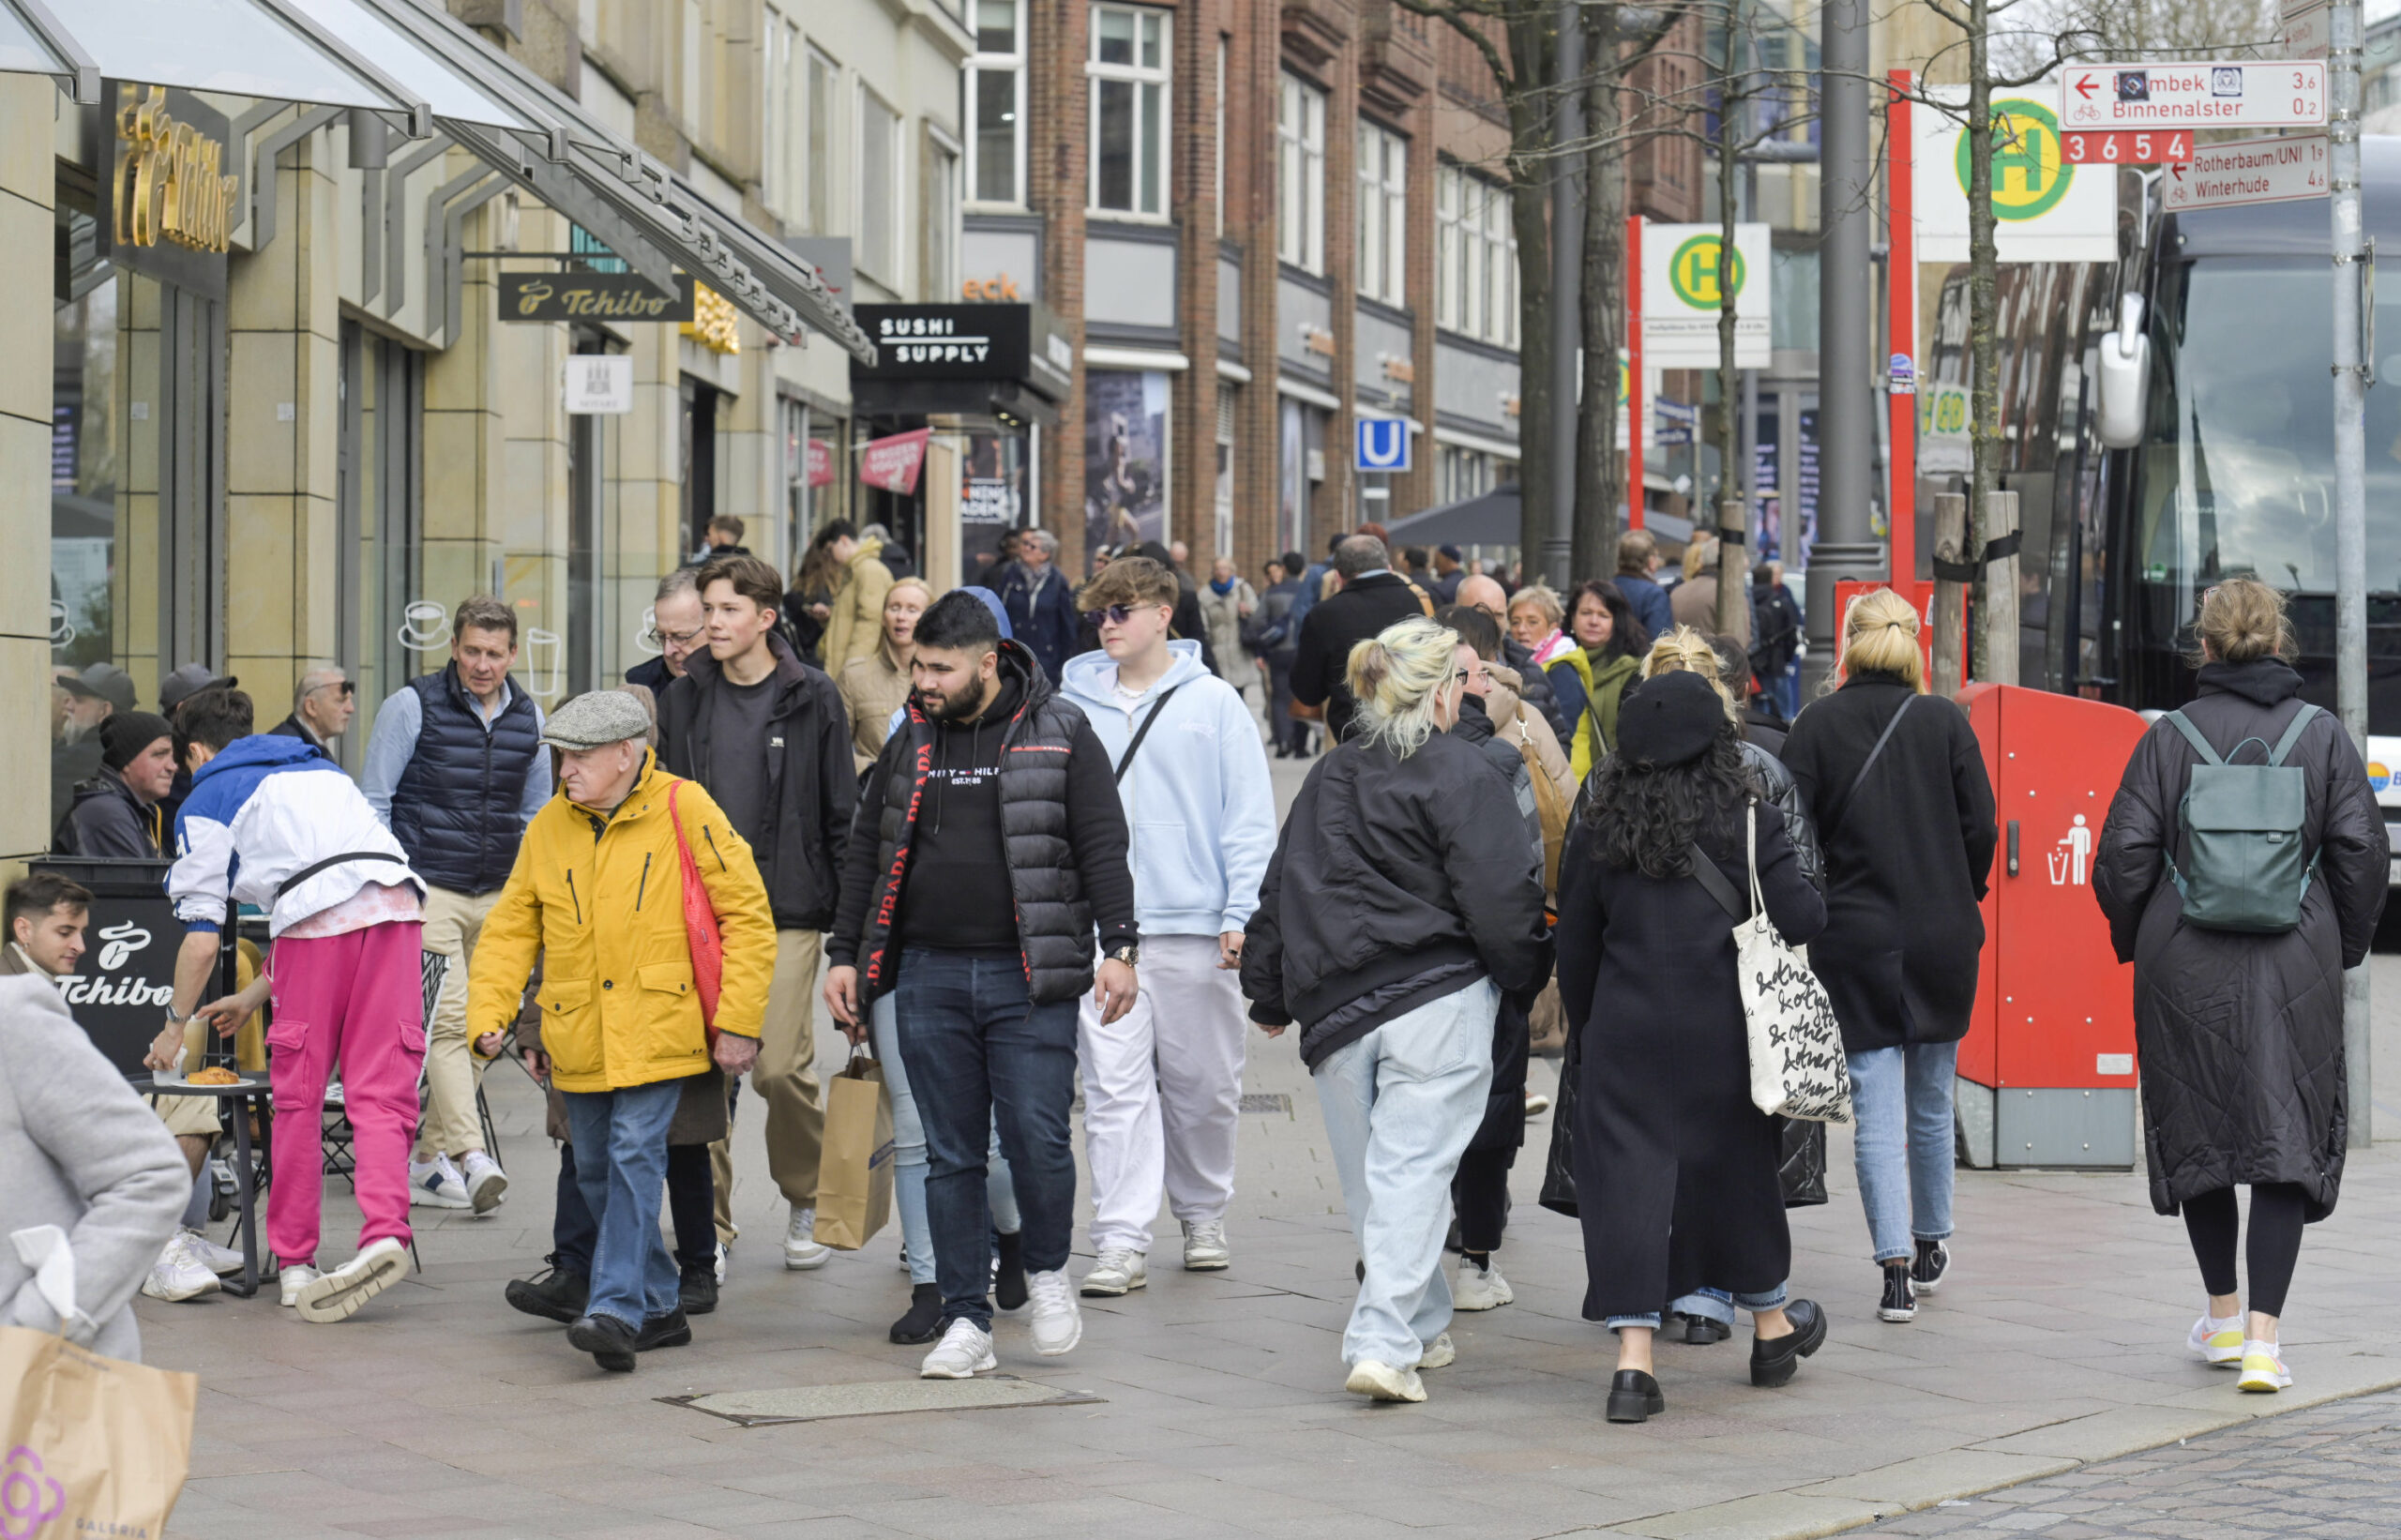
[808,47,839,234]
[1277,73,1325,273]
[1437,162,1517,345]
[1355,120,1407,306]
[858,88,900,282]
[1089,4,1170,217]
[925,133,959,297]
[967,0,1025,206]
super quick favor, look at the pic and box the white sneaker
[408,1156,471,1210]
[1026,1269,1082,1355]
[278,1263,323,1307]
[1344,1359,1427,1402]
[1523,1091,1552,1117]
[1080,1247,1147,1296]
[1419,1332,1457,1370]
[919,1318,998,1379]
[1182,1220,1231,1272]
[2238,1339,2291,1393]
[140,1234,221,1303]
[459,1152,508,1215]
[714,1242,729,1285]
[783,1207,830,1271]
[1454,1257,1515,1312]
[294,1236,409,1323]
[2189,1312,2244,1366]
[182,1228,245,1276]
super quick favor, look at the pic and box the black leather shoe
[1682,1314,1732,1345]
[1607,1369,1666,1423]
[566,1313,638,1372]
[1750,1298,1827,1388]
[993,1231,1028,1312]
[637,1306,692,1351]
[891,1282,944,1344]
[679,1268,718,1316]
[505,1265,588,1325]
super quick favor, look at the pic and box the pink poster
[858,428,932,495]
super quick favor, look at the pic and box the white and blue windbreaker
[168,734,424,938]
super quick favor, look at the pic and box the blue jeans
[1312,980,1499,1370]
[1613,1281,1787,1334]
[561,1077,687,1330]
[892,952,1079,1331]
[1848,1041,1959,1263]
[872,992,1020,1287]
[1672,1287,1737,1326]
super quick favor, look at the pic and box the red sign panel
[2062,128,2195,164]
[805,438,833,489]
[858,428,932,495]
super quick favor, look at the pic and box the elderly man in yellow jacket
[468,690,775,1373]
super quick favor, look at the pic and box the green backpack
[2161,703,2321,933]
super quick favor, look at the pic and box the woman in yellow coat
[467,689,776,1372]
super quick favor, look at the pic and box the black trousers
[1452,1146,1515,1253]
[2182,1183,2307,1320]
[554,1139,717,1278]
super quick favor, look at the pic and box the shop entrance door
[158,283,226,672]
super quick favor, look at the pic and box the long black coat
[2092,659,2387,1222]
[1780,672,1998,1051]
[1561,802,1825,1319]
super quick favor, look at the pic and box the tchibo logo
[96,920,149,972]
[53,922,174,1009]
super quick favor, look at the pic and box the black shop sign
[853,303,1039,381]
[30,858,183,1080]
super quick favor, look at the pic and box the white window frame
[925,124,961,299]
[1437,162,1517,346]
[1087,4,1171,219]
[965,0,1026,208]
[763,10,801,219]
[1277,72,1326,274]
[1213,36,1227,238]
[857,84,901,284]
[1355,119,1407,306]
[806,45,839,235]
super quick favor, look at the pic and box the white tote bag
[1729,806,1852,1123]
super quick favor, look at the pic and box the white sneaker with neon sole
[294,1237,409,1323]
[2237,1340,2291,1393]
[2188,1313,2244,1366]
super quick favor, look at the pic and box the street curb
[1594,1353,2401,1540]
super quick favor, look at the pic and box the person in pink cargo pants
[143,687,430,1325]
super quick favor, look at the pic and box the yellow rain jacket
[468,751,776,1094]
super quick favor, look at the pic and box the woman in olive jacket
[1778,590,1996,1328]
[2092,579,2386,1395]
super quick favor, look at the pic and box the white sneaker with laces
[2188,1312,2244,1366]
[714,1241,729,1285]
[783,1206,830,1271]
[183,1228,245,1276]
[294,1236,409,1323]
[1344,1359,1427,1402]
[409,1155,471,1210]
[1418,1332,1457,1370]
[1080,1247,1147,1296]
[1455,1258,1514,1312]
[459,1151,508,1215]
[919,1318,998,1379]
[1026,1269,1083,1355]
[2238,1338,2291,1393]
[1182,1220,1231,1272]
[141,1233,221,1303]
[278,1263,322,1307]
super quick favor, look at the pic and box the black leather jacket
[1742,741,1822,890]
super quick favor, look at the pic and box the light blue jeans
[1848,1041,1959,1263]
[872,993,1019,1288]
[1612,1281,1787,1334]
[1312,979,1499,1370]
[560,1078,684,1331]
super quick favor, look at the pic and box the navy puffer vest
[389,666,542,894]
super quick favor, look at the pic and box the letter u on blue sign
[1356,418,1411,472]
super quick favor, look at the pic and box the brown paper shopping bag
[0,1325,197,1540]
[813,1052,894,1250]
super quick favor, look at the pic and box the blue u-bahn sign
[1355,417,1411,472]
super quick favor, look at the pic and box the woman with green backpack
[2095,578,2388,1396]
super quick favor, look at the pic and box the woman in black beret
[1558,671,1830,1423]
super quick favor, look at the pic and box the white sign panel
[564,354,633,415]
[1915,84,2119,263]
[2282,1,2331,62]
[2060,62,2326,130]
[2160,133,2331,212]
[1640,223,1772,368]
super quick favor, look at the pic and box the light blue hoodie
[1060,640,1277,938]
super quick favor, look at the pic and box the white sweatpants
[1078,932,1248,1253]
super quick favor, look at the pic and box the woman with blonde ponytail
[1779,587,1997,1329]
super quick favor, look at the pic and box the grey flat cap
[540,689,653,750]
[81,662,138,713]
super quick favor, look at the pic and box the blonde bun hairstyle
[1640,625,1742,721]
[1840,587,1927,694]
[1346,616,1462,760]
[2193,578,2291,666]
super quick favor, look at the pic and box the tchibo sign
[43,892,189,1077]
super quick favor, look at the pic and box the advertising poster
[962,431,1029,581]
[1084,370,1170,556]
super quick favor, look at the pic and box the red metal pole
[1887,70,1916,583]
[1627,216,1645,533]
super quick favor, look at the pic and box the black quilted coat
[2092,658,2388,1221]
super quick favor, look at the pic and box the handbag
[666,781,724,1050]
[1537,1012,1582,1217]
[1777,1116,1830,1207]
[1688,805,1853,1123]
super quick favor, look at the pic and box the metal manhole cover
[662,1375,1103,1427]
[1239,1093,1292,1114]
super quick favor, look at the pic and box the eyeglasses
[660,625,706,647]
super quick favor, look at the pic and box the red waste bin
[1956,684,2148,1168]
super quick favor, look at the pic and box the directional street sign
[2060,62,2326,129]
[2160,132,2331,212]
[2061,129,2194,165]
[1355,416,1411,473]
[2283,0,2331,62]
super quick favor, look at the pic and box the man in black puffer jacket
[823,592,1139,1380]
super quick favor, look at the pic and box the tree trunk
[1931,490,1968,696]
[1963,0,2017,683]
[1578,6,1623,584]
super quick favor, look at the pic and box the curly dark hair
[1580,723,1757,879]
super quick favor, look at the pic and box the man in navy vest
[363,595,552,1215]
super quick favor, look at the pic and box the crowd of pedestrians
[18,530,2383,1427]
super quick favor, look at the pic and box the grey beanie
[539,689,653,750]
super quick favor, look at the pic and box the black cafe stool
[133,1072,270,1298]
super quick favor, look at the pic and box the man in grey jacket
[0,974,188,1362]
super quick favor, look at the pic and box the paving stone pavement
[135,762,2401,1540]
[1845,1386,2401,1538]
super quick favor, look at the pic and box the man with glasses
[270,666,357,751]
[627,569,706,693]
